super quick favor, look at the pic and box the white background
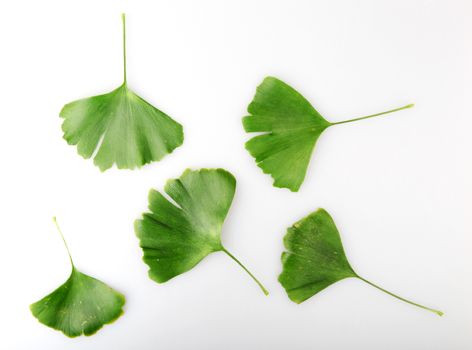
[0,0,470,349]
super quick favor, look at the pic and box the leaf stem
[357,276,443,316]
[52,217,74,267]
[122,13,127,85]
[331,104,414,125]
[222,248,269,295]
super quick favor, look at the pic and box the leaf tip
[147,270,170,284]
[272,178,301,193]
[262,76,280,84]
[133,218,142,237]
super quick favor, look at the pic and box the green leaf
[243,77,414,191]
[135,168,269,295]
[60,14,183,171]
[279,208,443,316]
[30,218,125,337]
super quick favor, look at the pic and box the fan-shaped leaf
[60,14,183,171]
[30,218,125,337]
[243,77,413,191]
[135,168,268,295]
[279,208,443,316]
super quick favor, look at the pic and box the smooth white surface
[0,0,470,349]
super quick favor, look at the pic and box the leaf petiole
[122,13,127,85]
[52,217,74,267]
[222,248,269,296]
[331,103,414,126]
[357,276,443,316]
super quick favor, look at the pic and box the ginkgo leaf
[60,14,183,171]
[30,218,125,337]
[135,168,269,295]
[278,208,443,316]
[243,77,413,191]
